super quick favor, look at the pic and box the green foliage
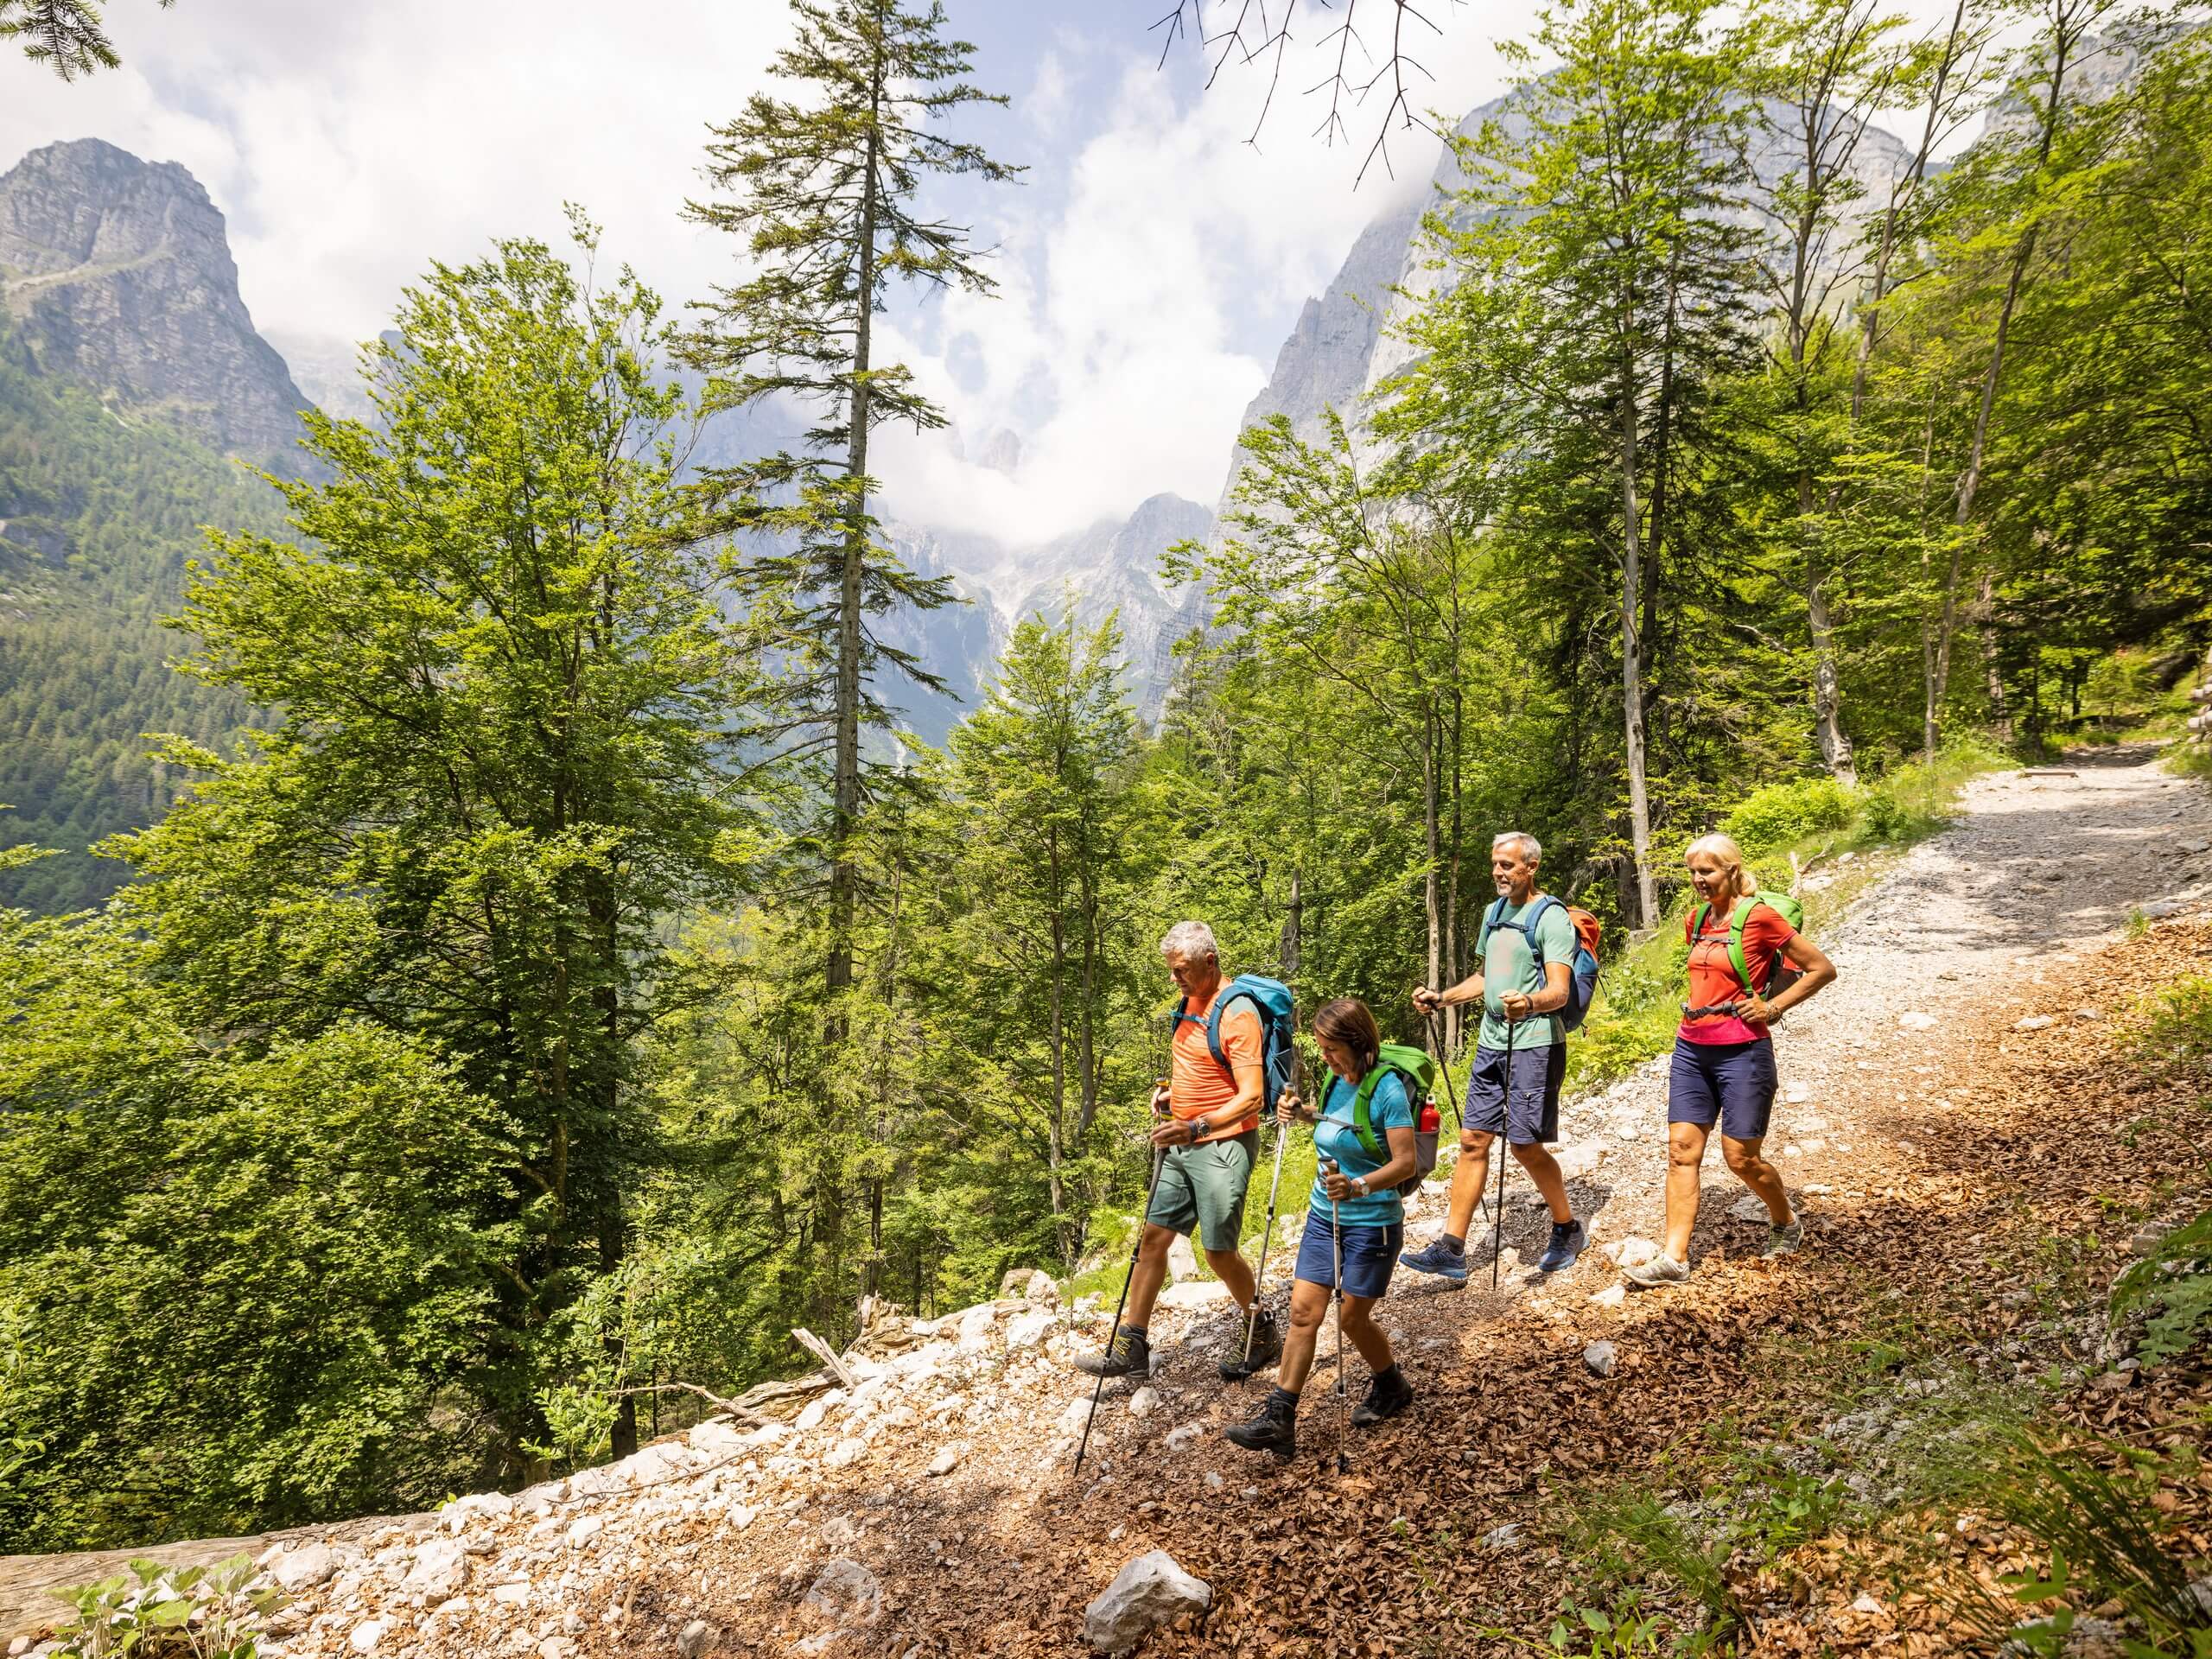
[0,0,175,81]
[52,1554,285,1659]
[0,910,514,1550]
[2112,1212,2212,1368]
[1966,1432,2209,1652]
[676,0,1020,1005]
[2136,974,2212,1078]
[1722,777,1857,855]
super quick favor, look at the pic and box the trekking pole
[1494,1003,1514,1294]
[1073,1109,1169,1478]
[1240,1104,1293,1370]
[1424,1010,1464,1129]
[1324,1160,1347,1398]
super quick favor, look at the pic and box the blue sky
[1,0,1967,543]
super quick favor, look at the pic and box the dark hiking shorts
[1464,1042,1566,1146]
[1146,1129,1260,1252]
[1667,1037,1778,1142]
[1294,1211,1403,1300]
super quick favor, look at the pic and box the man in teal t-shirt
[1407,830,1587,1279]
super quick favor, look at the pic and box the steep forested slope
[0,342,281,910]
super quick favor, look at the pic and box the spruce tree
[679,0,1020,1001]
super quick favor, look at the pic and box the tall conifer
[679,0,1020,1001]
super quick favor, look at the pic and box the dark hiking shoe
[1400,1236,1471,1283]
[1073,1324,1151,1378]
[1224,1387,1299,1459]
[1219,1310,1283,1381]
[1535,1219,1587,1274]
[1351,1365,1414,1429]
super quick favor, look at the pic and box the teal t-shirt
[1476,896,1576,1051]
[1309,1070,1414,1226]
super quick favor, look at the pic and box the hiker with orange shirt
[1075,921,1281,1382]
[1623,832,1837,1289]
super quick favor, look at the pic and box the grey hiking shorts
[1146,1130,1259,1253]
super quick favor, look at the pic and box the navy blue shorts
[1464,1042,1565,1145]
[1667,1037,1777,1142]
[1294,1211,1402,1300]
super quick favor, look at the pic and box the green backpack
[1692,892,1807,999]
[1341,1041,1440,1198]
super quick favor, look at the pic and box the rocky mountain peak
[0,137,310,468]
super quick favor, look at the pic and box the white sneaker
[1622,1252,1690,1289]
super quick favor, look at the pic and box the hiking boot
[1072,1324,1151,1378]
[1218,1309,1282,1381]
[1351,1364,1414,1428]
[1224,1387,1299,1459]
[1400,1236,1470,1284]
[1765,1217,1805,1256]
[1535,1219,1587,1274]
[1622,1252,1691,1289]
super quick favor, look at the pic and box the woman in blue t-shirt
[1226,996,1417,1459]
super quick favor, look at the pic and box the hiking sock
[1441,1234,1466,1254]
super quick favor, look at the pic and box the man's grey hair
[1160,920,1219,964]
[1493,830,1542,864]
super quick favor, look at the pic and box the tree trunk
[1618,360,1659,930]
[1422,713,1443,989]
[1278,866,1302,983]
[1950,4,2077,682]
[1806,482,1858,783]
[1047,836,1070,1249]
[828,69,885,1001]
[1978,569,2009,738]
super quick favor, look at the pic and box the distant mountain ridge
[0,138,312,471]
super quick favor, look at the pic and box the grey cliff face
[0,138,311,468]
[1213,89,1918,520]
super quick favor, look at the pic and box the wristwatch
[1188,1118,1203,1144]
[1351,1175,1370,1198]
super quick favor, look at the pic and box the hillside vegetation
[0,3,2208,1625]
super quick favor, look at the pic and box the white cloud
[0,0,1572,547]
[0,0,795,345]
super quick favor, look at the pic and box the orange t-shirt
[1681,900,1798,1046]
[1169,983,1263,1141]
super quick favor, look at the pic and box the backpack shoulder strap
[1476,895,1511,955]
[1203,982,1254,1079]
[1520,894,1561,962]
[1349,1070,1384,1158]
[1726,897,1762,995]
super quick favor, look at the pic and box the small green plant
[1569,1489,1735,1632]
[2111,1211,2212,1365]
[52,1555,286,1658]
[1545,1597,1676,1656]
[1732,1465,1847,1558]
[2136,976,2212,1075]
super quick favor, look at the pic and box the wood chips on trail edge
[747,917,2210,1658]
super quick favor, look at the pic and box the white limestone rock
[1085,1550,1211,1653]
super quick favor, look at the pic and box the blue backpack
[1478,895,1602,1033]
[1172,974,1297,1111]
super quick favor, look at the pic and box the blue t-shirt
[1309,1070,1414,1226]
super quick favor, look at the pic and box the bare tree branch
[1154,0,1459,178]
